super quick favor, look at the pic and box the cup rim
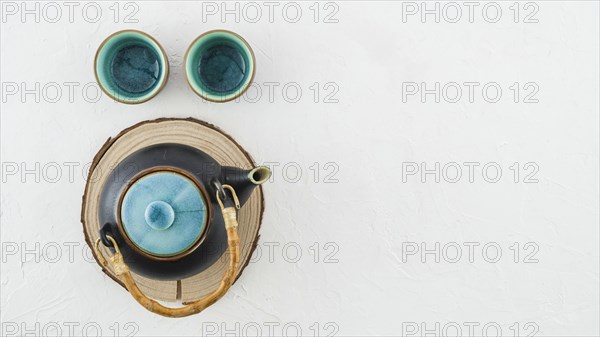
[94,29,169,105]
[184,29,256,103]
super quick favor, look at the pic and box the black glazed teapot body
[97,143,270,280]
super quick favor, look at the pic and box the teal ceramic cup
[184,30,255,102]
[94,30,169,104]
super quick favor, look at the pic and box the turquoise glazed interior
[185,31,254,102]
[120,171,207,257]
[95,30,168,104]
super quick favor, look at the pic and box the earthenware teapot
[93,142,270,317]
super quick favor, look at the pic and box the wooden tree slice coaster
[81,118,264,302]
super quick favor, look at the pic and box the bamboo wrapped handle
[94,186,241,318]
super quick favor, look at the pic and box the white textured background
[1,1,599,336]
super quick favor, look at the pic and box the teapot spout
[247,166,272,185]
[220,166,271,206]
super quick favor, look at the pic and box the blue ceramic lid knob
[144,200,175,230]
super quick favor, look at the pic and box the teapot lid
[119,169,209,257]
